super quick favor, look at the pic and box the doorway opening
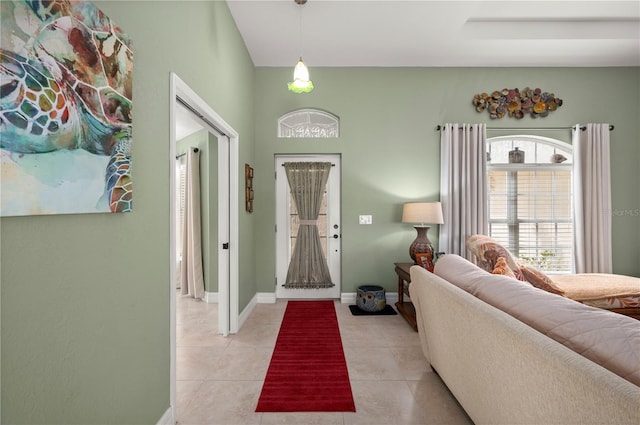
[275,154,342,299]
[169,73,239,419]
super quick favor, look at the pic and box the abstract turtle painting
[1,0,132,216]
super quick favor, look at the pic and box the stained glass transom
[278,109,339,138]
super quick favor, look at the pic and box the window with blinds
[487,136,573,272]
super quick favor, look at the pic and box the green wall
[253,67,640,296]
[0,1,255,423]
[1,1,639,423]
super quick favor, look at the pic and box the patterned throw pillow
[519,263,566,296]
[491,257,517,279]
[466,234,520,274]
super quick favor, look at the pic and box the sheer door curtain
[283,162,334,289]
[439,123,488,259]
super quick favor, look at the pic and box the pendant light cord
[298,2,303,58]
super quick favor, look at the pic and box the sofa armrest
[408,263,640,425]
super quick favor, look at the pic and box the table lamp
[402,201,444,264]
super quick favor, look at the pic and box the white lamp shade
[288,57,314,93]
[293,58,310,81]
[402,202,444,225]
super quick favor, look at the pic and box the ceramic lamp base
[409,226,434,264]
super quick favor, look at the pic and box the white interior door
[173,98,231,332]
[275,155,341,299]
[170,73,239,421]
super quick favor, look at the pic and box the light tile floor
[176,294,473,425]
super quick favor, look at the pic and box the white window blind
[487,136,573,272]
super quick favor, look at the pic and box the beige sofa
[409,254,640,425]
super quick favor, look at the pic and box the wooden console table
[394,262,417,331]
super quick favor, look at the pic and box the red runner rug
[255,300,356,412]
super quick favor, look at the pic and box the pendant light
[288,0,314,93]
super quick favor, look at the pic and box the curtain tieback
[299,220,318,226]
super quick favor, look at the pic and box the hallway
[176,295,472,424]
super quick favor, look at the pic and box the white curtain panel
[180,148,205,299]
[439,123,488,259]
[572,124,613,273]
[175,158,186,288]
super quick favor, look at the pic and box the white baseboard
[201,291,398,305]
[248,292,399,305]
[342,292,399,305]
[201,291,399,332]
[238,293,258,329]
[204,291,217,303]
[257,292,277,303]
[156,407,174,425]
[341,293,357,304]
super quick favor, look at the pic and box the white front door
[275,155,341,299]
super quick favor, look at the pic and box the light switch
[359,215,372,225]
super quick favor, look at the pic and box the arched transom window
[278,109,339,138]
[487,135,573,272]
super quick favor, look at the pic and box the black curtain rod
[175,147,199,159]
[435,124,614,131]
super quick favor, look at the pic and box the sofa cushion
[434,254,640,387]
[518,263,566,296]
[435,253,530,295]
[491,257,517,279]
[550,273,640,301]
[550,273,640,310]
[466,234,526,280]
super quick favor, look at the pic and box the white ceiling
[226,0,640,67]
[175,102,205,141]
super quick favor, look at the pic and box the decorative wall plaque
[245,164,254,213]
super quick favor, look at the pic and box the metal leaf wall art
[472,87,562,119]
